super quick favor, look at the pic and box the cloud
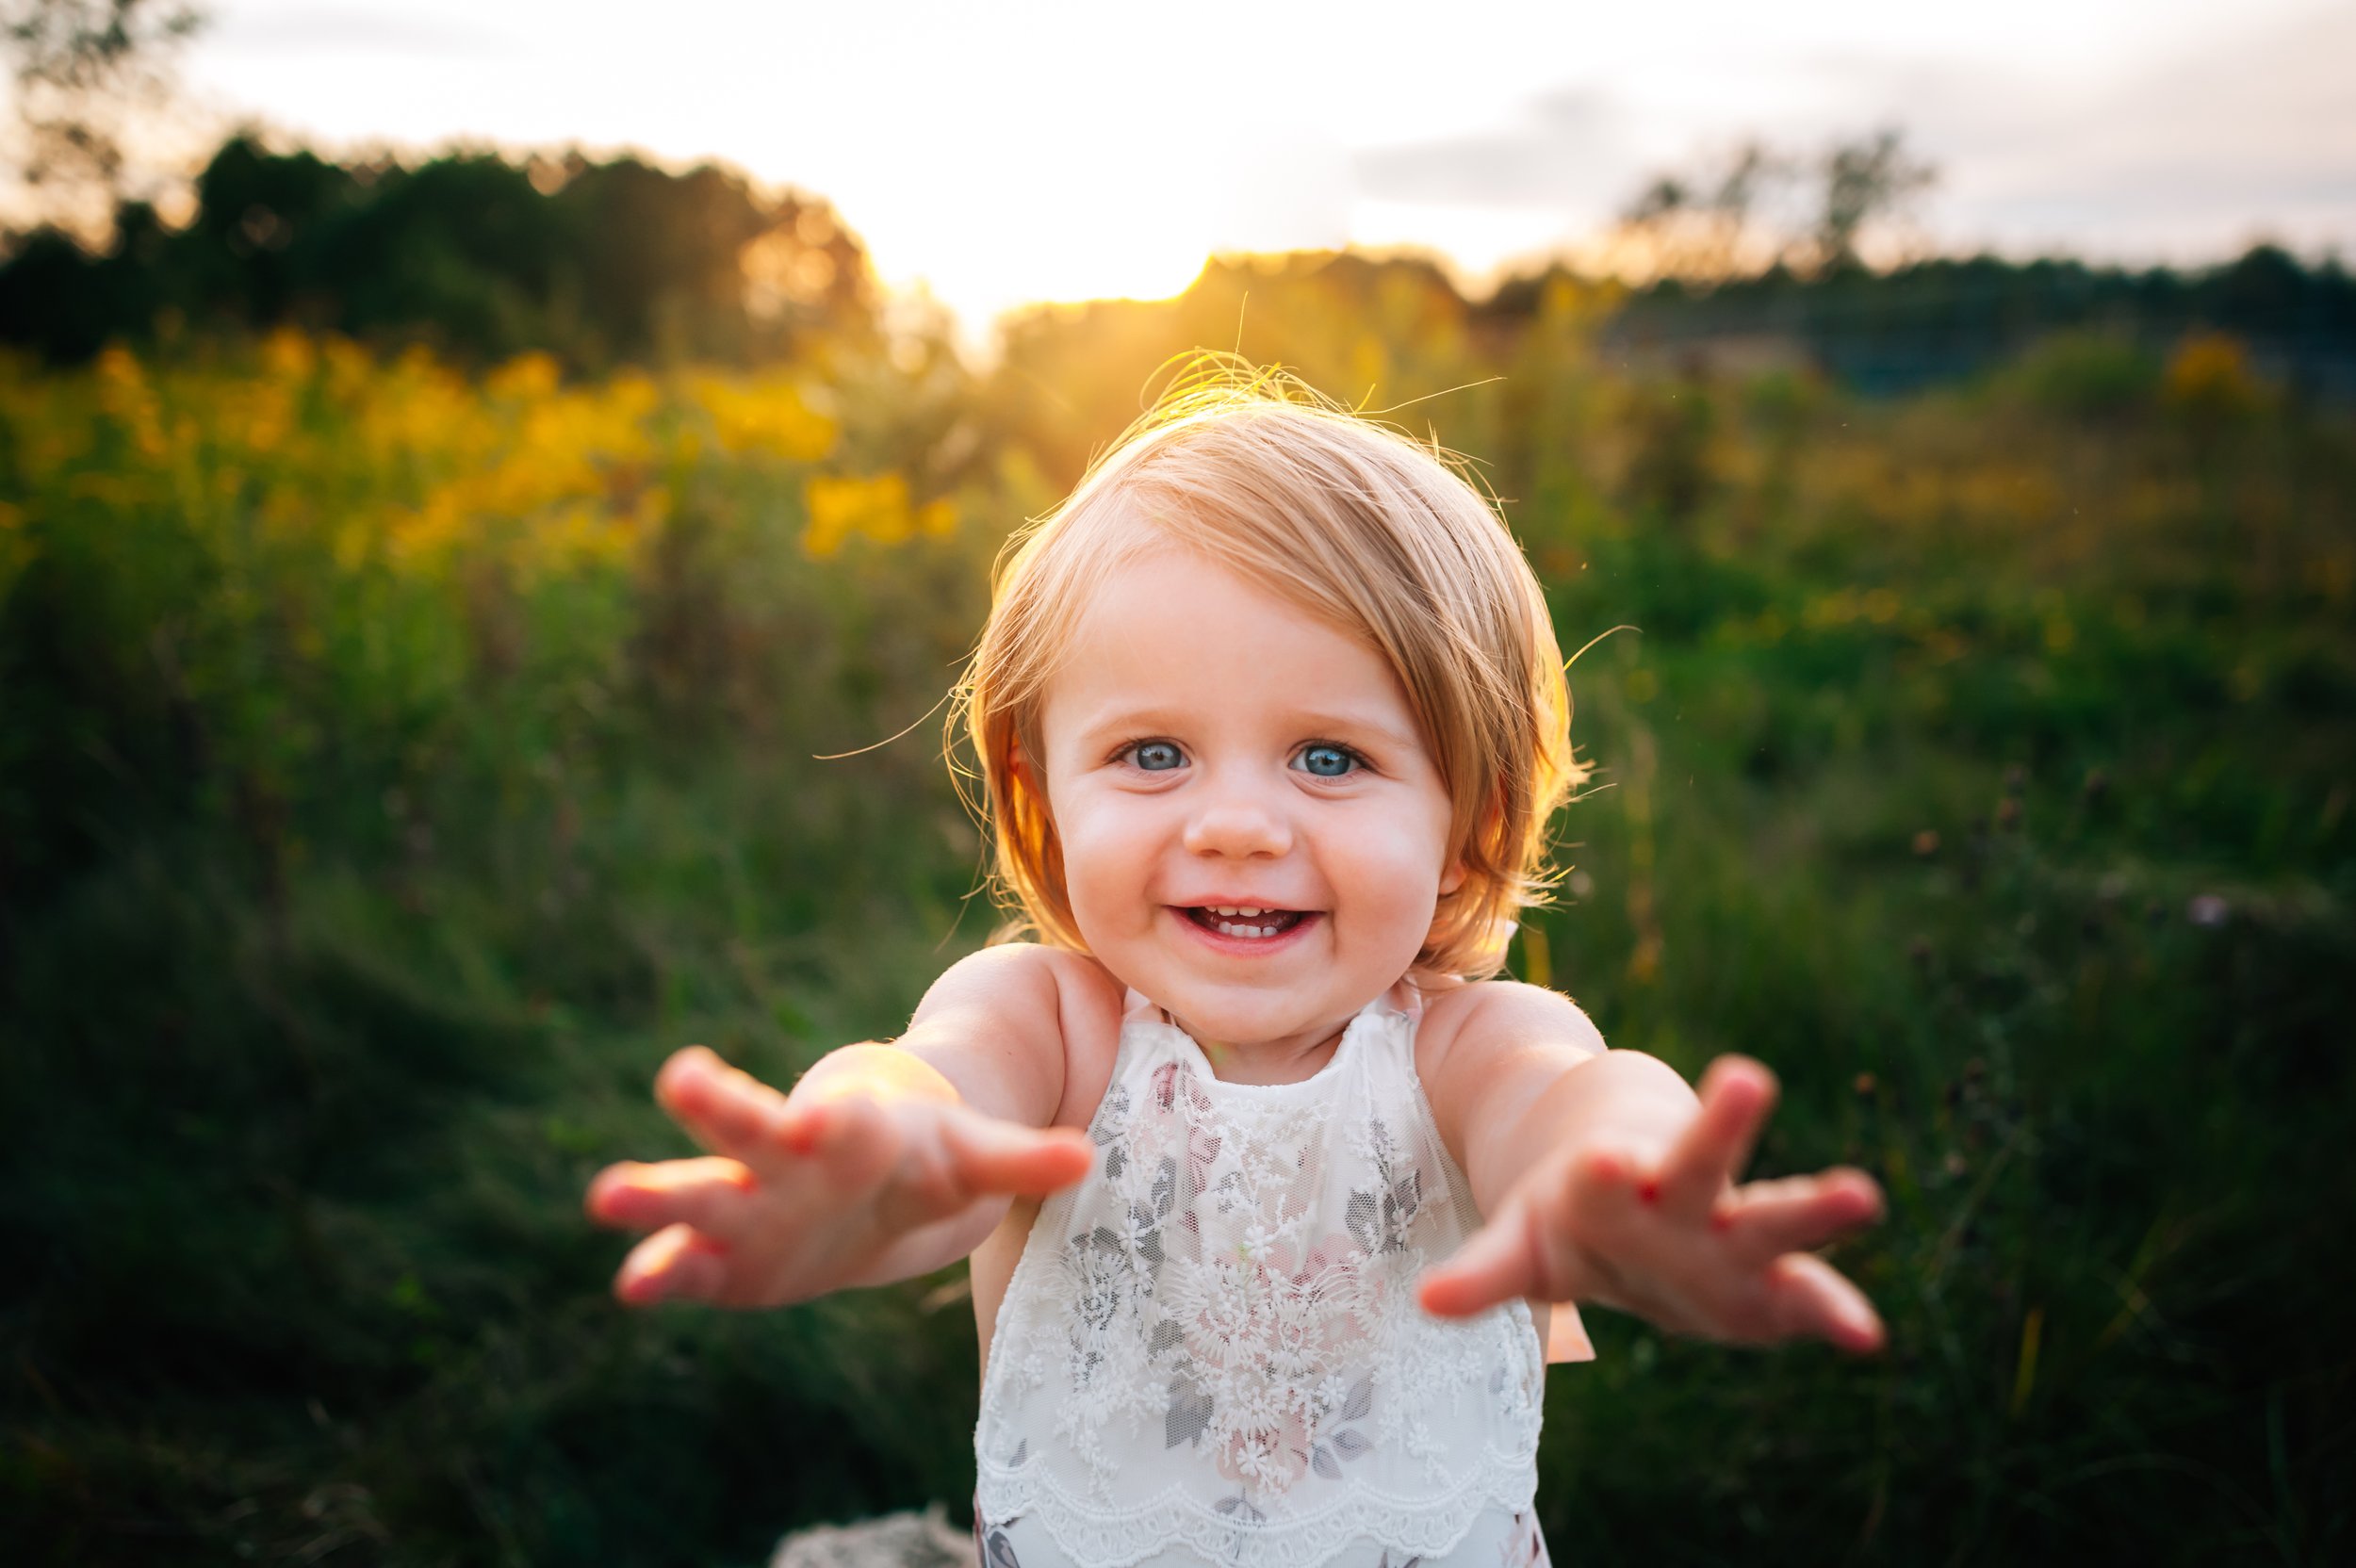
[1947,2,2356,254]
[1342,2,2354,263]
[1352,89,1630,215]
[1767,3,2356,258]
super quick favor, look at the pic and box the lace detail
[976,987,1545,1568]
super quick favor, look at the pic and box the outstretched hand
[1418,1056,1886,1354]
[585,1046,1093,1308]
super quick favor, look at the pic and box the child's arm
[1415,983,1885,1353]
[584,943,1097,1308]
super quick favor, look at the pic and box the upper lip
[1170,899,1317,912]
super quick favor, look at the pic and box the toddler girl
[588,371,1885,1567]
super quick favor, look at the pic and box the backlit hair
[955,360,1588,980]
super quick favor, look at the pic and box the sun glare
[861,170,1217,334]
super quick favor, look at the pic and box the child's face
[1035,547,1463,1059]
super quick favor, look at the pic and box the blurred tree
[1810,127,1937,275]
[0,0,206,238]
[989,250,1477,490]
[1614,141,1788,284]
[0,134,881,365]
[1604,128,1937,284]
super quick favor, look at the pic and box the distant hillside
[1533,248,2356,400]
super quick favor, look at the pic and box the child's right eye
[1126,741,1185,772]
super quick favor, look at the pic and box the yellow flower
[802,471,926,559]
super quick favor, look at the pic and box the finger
[655,1047,791,1162]
[1656,1056,1776,1218]
[1767,1250,1886,1355]
[614,1222,731,1306]
[801,1091,901,1191]
[940,1111,1096,1199]
[585,1156,758,1237]
[1418,1200,1541,1318]
[1715,1168,1884,1262]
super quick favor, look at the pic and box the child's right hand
[585,1045,1093,1308]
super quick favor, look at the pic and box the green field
[4,264,2351,1565]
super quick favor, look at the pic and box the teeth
[1194,906,1296,939]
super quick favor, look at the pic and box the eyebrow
[1064,703,1425,755]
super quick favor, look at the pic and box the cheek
[1350,804,1454,882]
[1336,827,1445,918]
[1054,798,1153,914]
[1341,807,1458,937]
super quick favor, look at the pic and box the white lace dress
[973,983,1550,1568]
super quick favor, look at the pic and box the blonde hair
[955,362,1587,980]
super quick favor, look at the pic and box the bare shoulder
[1415,978,1607,1144]
[1035,949,1125,1132]
[902,942,1125,1133]
[1418,976,1605,1069]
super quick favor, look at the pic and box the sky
[182,0,2356,335]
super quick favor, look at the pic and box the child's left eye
[1294,744,1360,778]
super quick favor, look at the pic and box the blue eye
[1296,744,1358,778]
[1130,741,1184,772]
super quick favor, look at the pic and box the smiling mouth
[1181,906,1311,940]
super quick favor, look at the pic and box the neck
[1170,1006,1366,1086]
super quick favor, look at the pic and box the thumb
[1417,1200,1538,1319]
[941,1109,1096,1198]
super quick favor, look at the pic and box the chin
[1188,999,1299,1044]
[1144,975,1295,1038]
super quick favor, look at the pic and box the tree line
[0,135,877,366]
[5,137,2348,397]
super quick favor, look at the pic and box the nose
[1181,771,1294,860]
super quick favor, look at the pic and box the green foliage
[1585,245,2356,398]
[0,137,876,368]
[3,277,2352,1566]
[1997,330,2162,419]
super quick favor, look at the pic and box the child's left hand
[1416,1055,1887,1354]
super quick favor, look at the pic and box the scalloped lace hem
[975,1455,1538,1568]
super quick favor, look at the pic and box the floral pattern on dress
[975,993,1547,1568]
[1040,1047,1471,1509]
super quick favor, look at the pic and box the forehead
[1039,547,1426,748]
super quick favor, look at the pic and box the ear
[1442,787,1504,898]
[1008,736,1050,817]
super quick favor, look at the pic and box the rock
[769,1504,970,1568]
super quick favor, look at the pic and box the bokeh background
[3,3,2351,1564]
